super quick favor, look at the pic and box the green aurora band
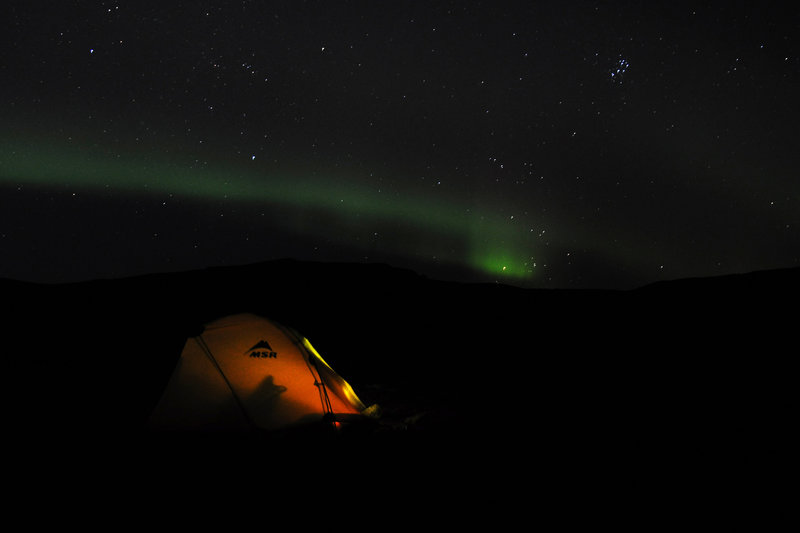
[0,139,538,281]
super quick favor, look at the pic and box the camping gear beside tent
[148,313,368,432]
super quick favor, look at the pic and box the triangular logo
[246,339,278,359]
[247,340,274,352]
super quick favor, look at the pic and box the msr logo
[246,340,277,359]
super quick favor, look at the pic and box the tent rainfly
[148,313,368,431]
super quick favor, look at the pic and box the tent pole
[194,335,255,429]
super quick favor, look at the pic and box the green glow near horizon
[473,251,536,279]
[0,139,536,282]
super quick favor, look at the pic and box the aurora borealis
[1,2,798,288]
[0,135,543,281]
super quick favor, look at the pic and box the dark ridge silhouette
[2,259,796,491]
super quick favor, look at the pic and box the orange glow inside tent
[148,313,367,431]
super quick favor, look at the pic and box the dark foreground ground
[2,260,796,521]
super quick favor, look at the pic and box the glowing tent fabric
[148,313,367,431]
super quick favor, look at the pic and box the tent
[148,313,369,432]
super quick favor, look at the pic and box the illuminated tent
[148,313,368,432]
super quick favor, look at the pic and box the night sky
[1,1,797,289]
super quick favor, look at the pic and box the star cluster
[0,2,797,288]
